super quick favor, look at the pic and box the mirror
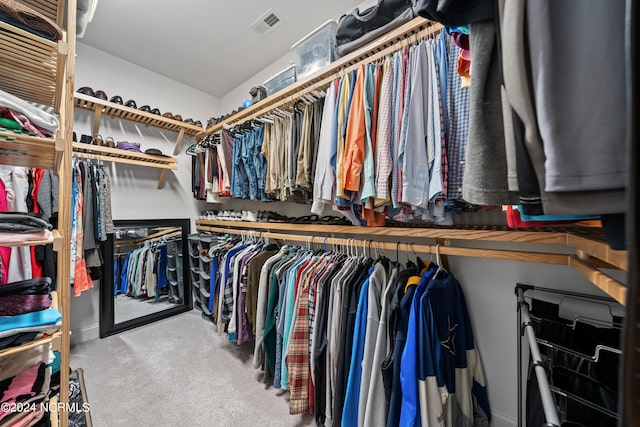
[99,219,192,338]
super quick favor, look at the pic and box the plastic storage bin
[263,65,297,96]
[292,20,338,80]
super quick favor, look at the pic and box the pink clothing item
[7,110,53,139]
[0,229,51,244]
[0,178,10,284]
[0,364,42,421]
[4,407,45,427]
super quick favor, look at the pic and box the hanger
[536,339,622,363]
[434,243,446,277]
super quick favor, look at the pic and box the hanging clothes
[190,233,491,425]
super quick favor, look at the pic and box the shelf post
[92,104,103,137]
[172,128,186,155]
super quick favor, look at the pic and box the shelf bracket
[172,128,186,155]
[92,105,103,137]
[156,127,185,187]
[568,256,627,305]
[157,170,169,189]
[54,138,65,176]
[52,230,63,252]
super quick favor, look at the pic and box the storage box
[263,65,297,96]
[292,20,338,80]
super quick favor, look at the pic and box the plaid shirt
[446,34,470,200]
[374,58,394,205]
[287,275,311,415]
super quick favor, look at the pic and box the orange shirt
[343,64,366,193]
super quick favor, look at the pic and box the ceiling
[80,0,362,99]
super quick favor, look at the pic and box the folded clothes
[116,141,141,151]
[0,321,60,340]
[0,344,52,383]
[0,229,51,244]
[0,308,61,334]
[0,332,41,350]
[0,294,50,316]
[0,89,59,135]
[0,0,63,41]
[0,364,47,421]
[0,277,52,297]
[0,212,52,233]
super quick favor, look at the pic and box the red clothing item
[0,178,9,284]
[505,206,580,228]
[29,169,44,278]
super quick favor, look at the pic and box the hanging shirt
[361,63,377,204]
[312,83,338,216]
[402,42,431,209]
[375,58,394,206]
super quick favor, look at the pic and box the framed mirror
[99,219,192,338]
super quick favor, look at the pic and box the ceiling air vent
[249,9,284,38]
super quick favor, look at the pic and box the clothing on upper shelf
[0,89,59,138]
[70,160,114,296]
[188,234,491,425]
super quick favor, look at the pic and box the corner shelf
[0,20,67,111]
[196,220,628,305]
[74,93,202,188]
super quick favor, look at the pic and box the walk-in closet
[0,0,636,426]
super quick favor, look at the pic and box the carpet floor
[70,310,316,427]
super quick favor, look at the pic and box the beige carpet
[70,310,315,427]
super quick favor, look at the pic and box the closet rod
[198,226,569,265]
[116,229,182,247]
[197,18,441,138]
[224,23,442,129]
[516,287,561,427]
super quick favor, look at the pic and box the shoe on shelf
[77,86,94,97]
[246,211,258,222]
[124,99,137,109]
[94,90,108,101]
[109,95,123,105]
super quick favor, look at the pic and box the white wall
[218,52,295,115]
[71,42,219,343]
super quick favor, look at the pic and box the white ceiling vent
[249,9,284,38]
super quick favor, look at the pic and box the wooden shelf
[0,229,60,247]
[72,142,177,170]
[50,395,59,427]
[195,220,572,245]
[0,130,63,170]
[196,220,628,305]
[74,93,203,137]
[198,17,440,139]
[15,0,65,26]
[0,330,61,359]
[0,20,67,110]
